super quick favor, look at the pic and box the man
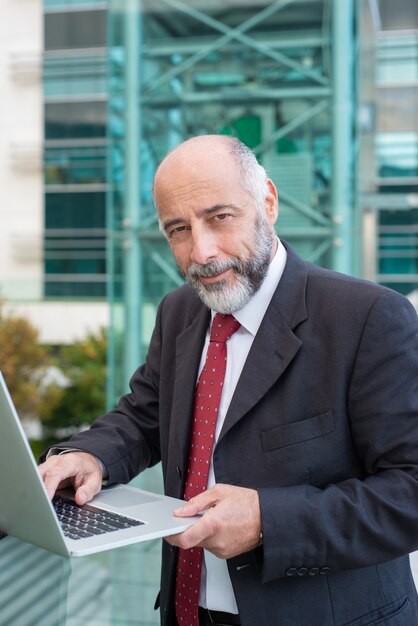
[40,135,418,626]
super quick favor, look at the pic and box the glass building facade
[374,29,418,295]
[43,2,108,298]
[42,0,418,395]
[106,0,359,401]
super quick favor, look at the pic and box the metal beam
[331,0,355,274]
[143,32,329,57]
[142,86,331,106]
[279,189,332,227]
[144,0,328,94]
[306,238,333,263]
[253,99,330,156]
[122,0,143,389]
[150,251,183,287]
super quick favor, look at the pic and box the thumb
[74,486,91,506]
[173,497,210,517]
[74,477,101,506]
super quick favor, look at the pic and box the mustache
[186,258,242,280]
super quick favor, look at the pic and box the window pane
[44,54,107,98]
[45,145,107,185]
[44,280,106,298]
[45,101,107,139]
[44,192,106,297]
[44,10,107,50]
[45,192,105,228]
[376,132,418,179]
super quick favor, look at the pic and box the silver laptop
[0,372,197,557]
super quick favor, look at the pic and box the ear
[263,179,279,227]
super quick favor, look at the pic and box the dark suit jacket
[52,243,418,626]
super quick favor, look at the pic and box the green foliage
[42,328,107,437]
[0,303,56,419]
[0,302,107,439]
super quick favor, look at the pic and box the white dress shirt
[198,238,287,613]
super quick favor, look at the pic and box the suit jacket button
[297,567,308,576]
[309,567,320,576]
[286,567,298,577]
[176,466,182,478]
[320,566,331,575]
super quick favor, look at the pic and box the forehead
[154,143,247,213]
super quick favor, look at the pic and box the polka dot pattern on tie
[175,313,240,626]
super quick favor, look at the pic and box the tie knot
[209,313,240,343]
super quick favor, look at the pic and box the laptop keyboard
[53,495,144,541]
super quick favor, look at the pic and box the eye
[168,224,188,239]
[212,213,230,222]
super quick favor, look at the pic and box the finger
[38,453,102,503]
[73,473,102,505]
[65,454,103,505]
[38,461,74,500]
[167,509,216,550]
[173,488,219,517]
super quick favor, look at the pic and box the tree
[41,328,107,437]
[0,302,108,440]
[0,303,58,419]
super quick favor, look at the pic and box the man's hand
[38,451,103,505]
[166,484,262,559]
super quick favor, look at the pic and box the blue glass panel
[44,0,105,6]
[45,145,107,185]
[45,101,107,139]
[44,54,107,98]
[44,9,107,51]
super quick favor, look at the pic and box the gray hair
[225,136,270,214]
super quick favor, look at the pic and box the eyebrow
[162,204,242,233]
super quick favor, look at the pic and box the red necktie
[175,313,241,626]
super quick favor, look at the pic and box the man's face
[183,212,274,313]
[154,144,278,313]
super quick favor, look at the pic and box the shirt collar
[211,237,287,337]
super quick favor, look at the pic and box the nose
[190,229,218,265]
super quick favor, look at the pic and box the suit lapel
[167,244,310,477]
[220,244,309,440]
[169,302,210,484]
